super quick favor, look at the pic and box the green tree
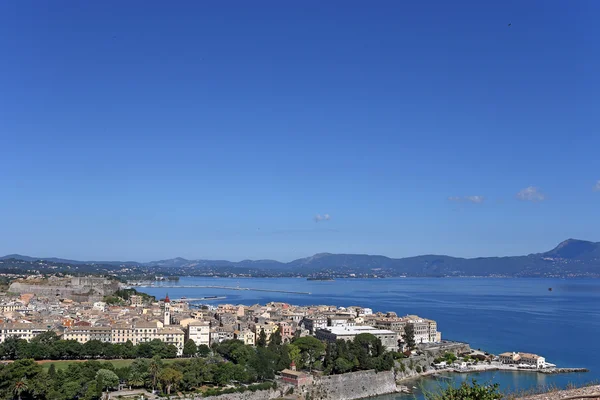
[13,380,28,400]
[47,364,57,379]
[443,352,457,364]
[402,323,417,350]
[183,339,197,358]
[96,369,119,397]
[276,344,292,371]
[197,344,211,357]
[128,371,145,388]
[424,379,501,400]
[334,357,354,373]
[257,330,268,347]
[269,328,282,347]
[159,367,183,395]
[31,330,60,345]
[287,344,302,367]
[292,336,325,372]
[148,357,162,391]
[249,347,277,380]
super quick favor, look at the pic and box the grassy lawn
[39,358,179,371]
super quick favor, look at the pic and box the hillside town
[0,276,441,356]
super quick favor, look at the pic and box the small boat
[548,288,553,291]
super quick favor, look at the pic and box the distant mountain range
[2,239,600,278]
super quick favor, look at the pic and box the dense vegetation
[322,333,395,374]
[102,288,155,305]
[0,330,396,399]
[0,332,180,360]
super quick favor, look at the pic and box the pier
[136,284,311,295]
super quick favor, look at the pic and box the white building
[0,323,49,342]
[187,320,210,347]
[316,326,399,351]
[518,352,546,368]
[499,352,546,368]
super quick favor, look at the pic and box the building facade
[187,320,210,347]
[316,326,399,351]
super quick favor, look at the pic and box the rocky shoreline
[518,385,600,399]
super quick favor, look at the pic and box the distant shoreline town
[0,274,588,399]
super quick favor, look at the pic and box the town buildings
[499,352,546,368]
[0,279,441,359]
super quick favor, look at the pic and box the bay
[138,277,600,398]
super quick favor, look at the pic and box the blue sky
[1,1,599,262]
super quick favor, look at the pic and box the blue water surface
[138,277,600,398]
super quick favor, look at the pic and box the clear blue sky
[1,1,599,262]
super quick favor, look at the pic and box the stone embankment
[307,369,398,400]
[518,385,600,399]
[539,368,589,374]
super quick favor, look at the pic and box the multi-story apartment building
[373,315,440,344]
[278,322,294,343]
[0,323,49,342]
[187,320,210,347]
[237,329,255,346]
[89,326,112,342]
[62,326,111,343]
[111,325,136,344]
[302,316,327,334]
[253,322,278,341]
[316,326,399,351]
[129,295,143,307]
[157,327,185,355]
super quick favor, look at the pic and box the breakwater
[136,284,311,295]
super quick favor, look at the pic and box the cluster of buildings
[0,279,441,357]
[499,352,549,369]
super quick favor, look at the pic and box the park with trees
[0,327,403,399]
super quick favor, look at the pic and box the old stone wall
[419,342,471,359]
[8,278,118,302]
[307,369,397,400]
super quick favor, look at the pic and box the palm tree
[13,380,28,400]
[128,371,145,389]
[148,359,160,392]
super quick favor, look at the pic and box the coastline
[397,364,589,384]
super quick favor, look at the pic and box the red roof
[164,294,170,303]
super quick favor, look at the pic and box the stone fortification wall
[8,277,119,302]
[420,341,471,359]
[394,342,471,382]
[307,369,397,400]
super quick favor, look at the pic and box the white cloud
[448,196,485,204]
[516,186,546,202]
[314,214,331,222]
[594,180,600,192]
[465,196,485,204]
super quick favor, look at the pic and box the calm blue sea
[138,277,600,398]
